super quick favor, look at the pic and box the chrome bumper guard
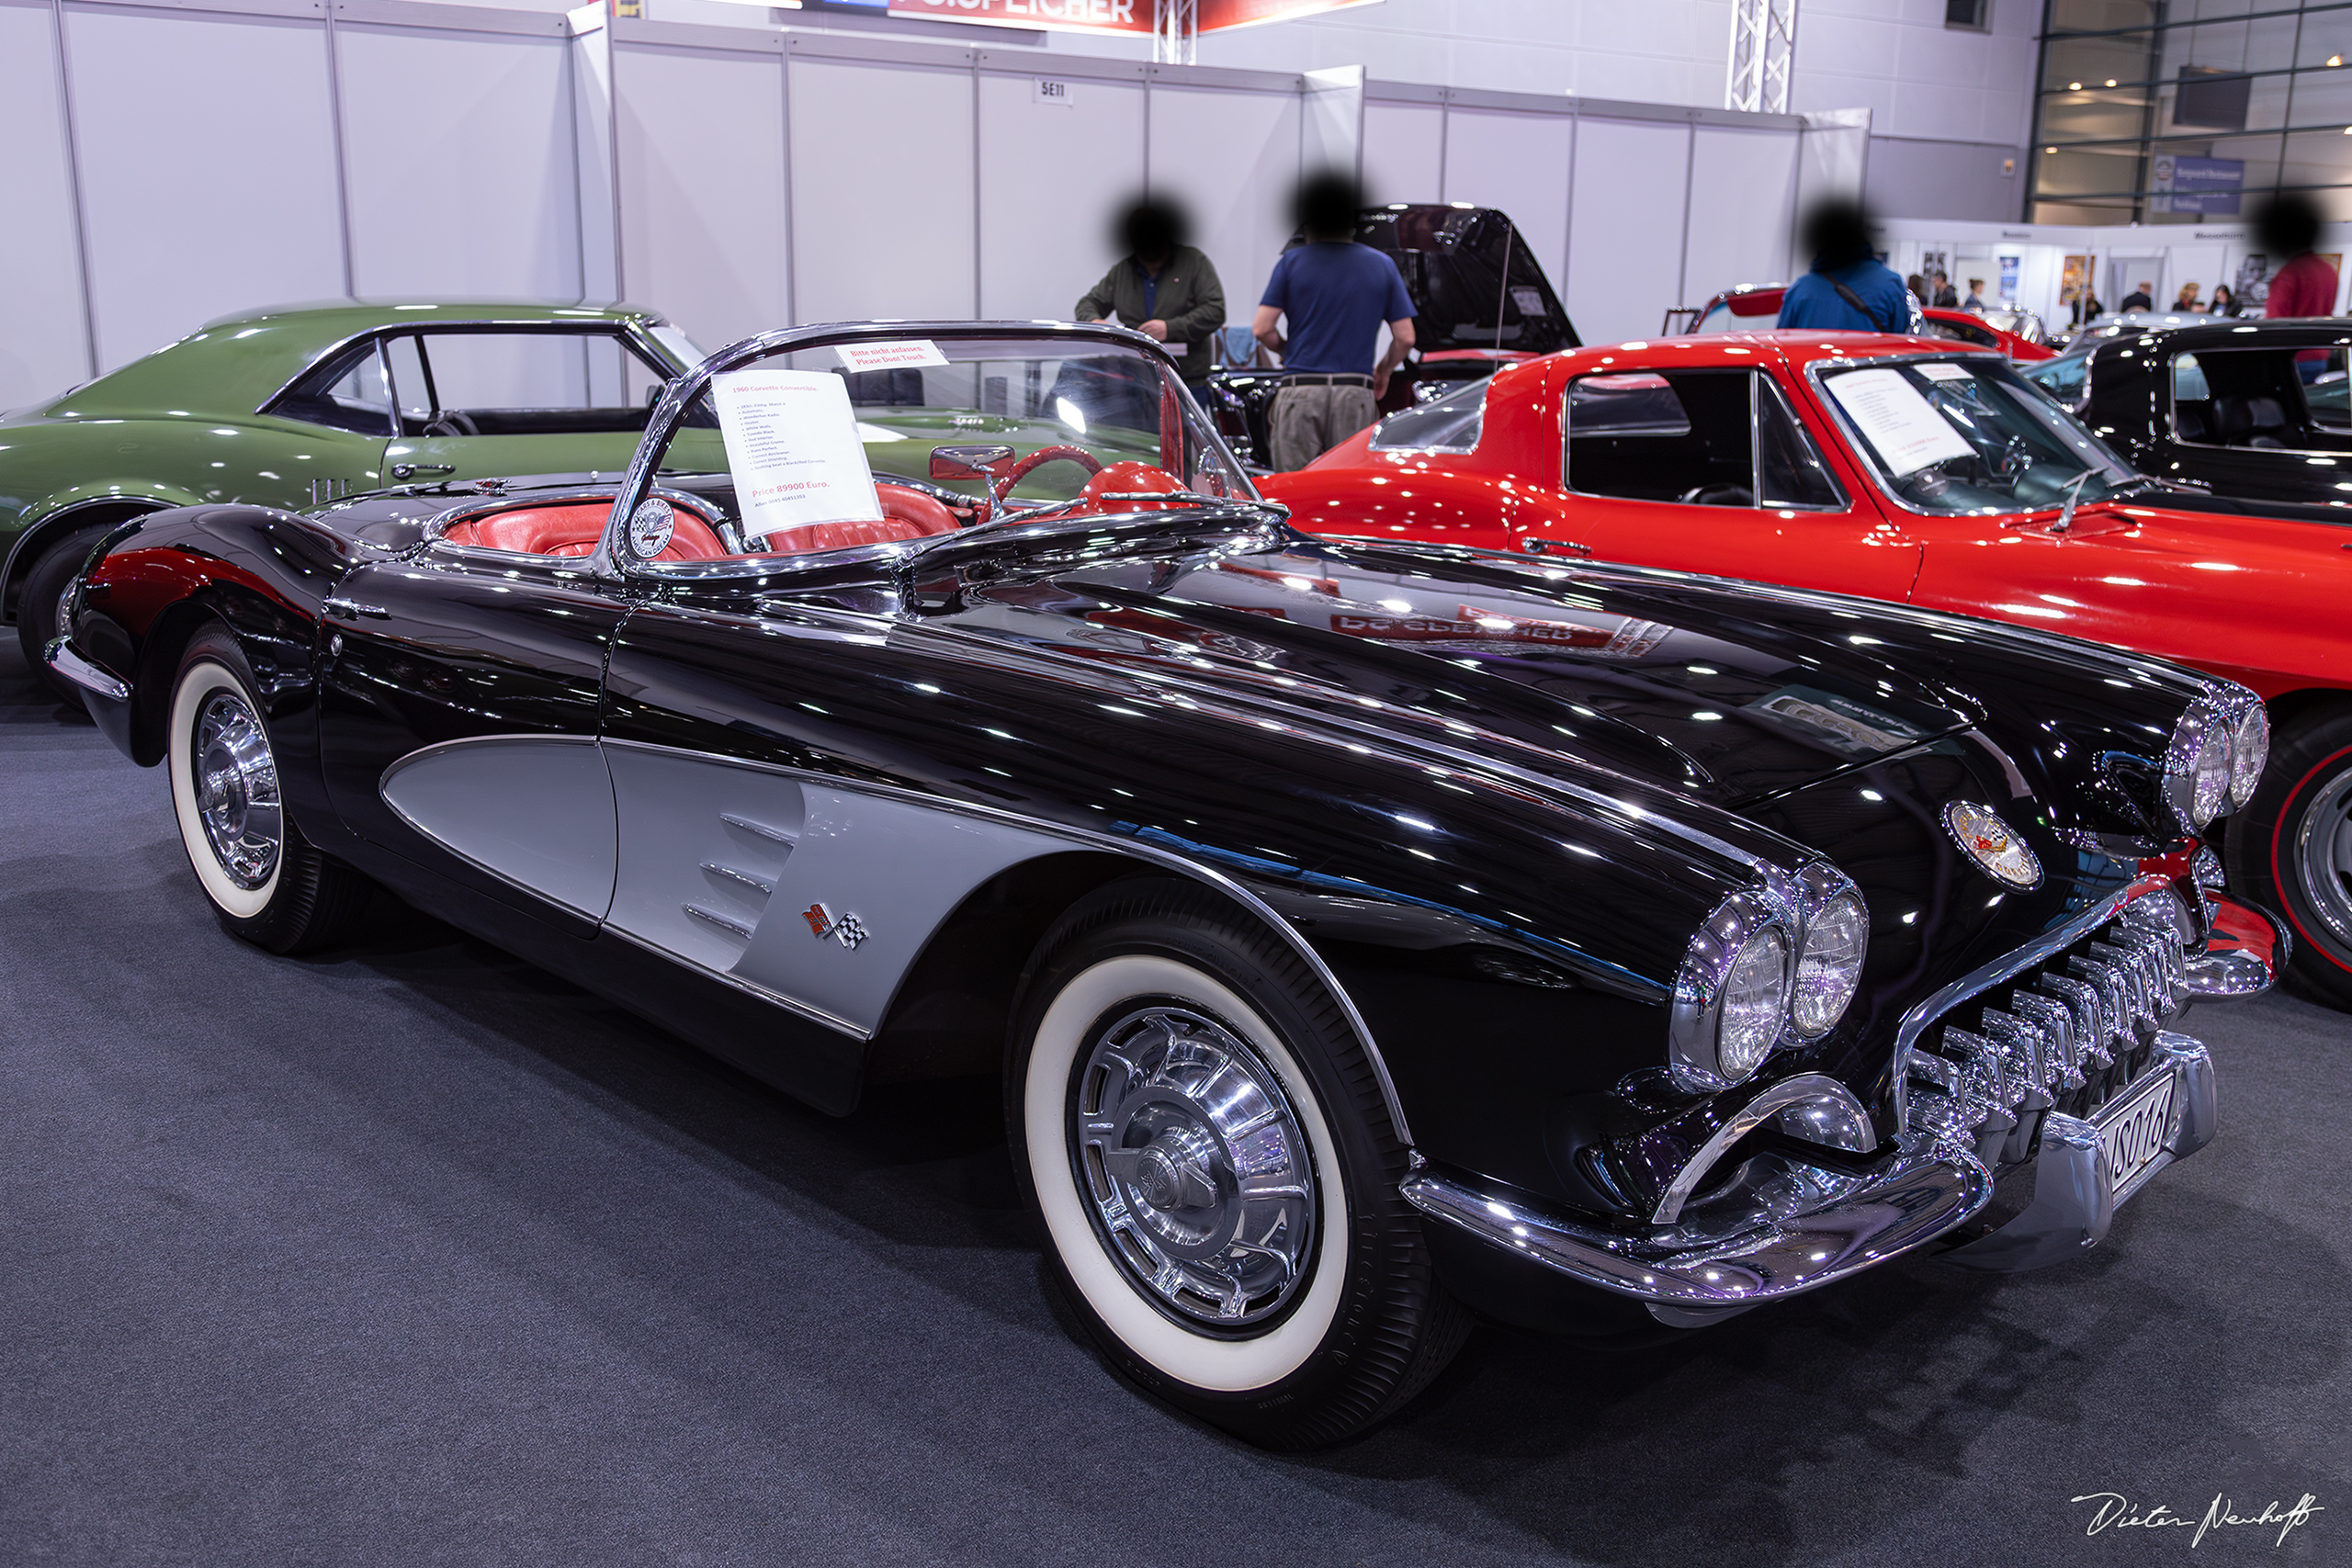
[1402,880,2243,1318]
[42,636,130,703]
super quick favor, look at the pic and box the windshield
[1817,356,2138,515]
[618,330,1261,565]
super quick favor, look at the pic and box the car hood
[921,520,1994,808]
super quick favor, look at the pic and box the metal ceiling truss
[1154,0,1198,66]
[1725,0,1798,116]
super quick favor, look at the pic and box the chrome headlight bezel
[1669,864,1867,1091]
[1792,864,1871,1040]
[2227,701,2268,812]
[2163,683,2263,833]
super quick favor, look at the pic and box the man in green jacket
[1075,199,1226,386]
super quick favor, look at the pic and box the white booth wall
[0,0,1848,415]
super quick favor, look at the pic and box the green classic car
[1,299,714,696]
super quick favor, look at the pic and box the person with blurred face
[2175,281,2203,312]
[1776,200,1911,332]
[1252,172,1416,470]
[1963,277,1986,310]
[2258,192,2340,319]
[1076,198,1226,387]
[2120,280,2154,311]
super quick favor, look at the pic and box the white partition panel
[1566,117,1690,345]
[1362,100,1442,205]
[339,26,582,304]
[63,6,345,371]
[1442,108,1574,301]
[1148,85,1305,316]
[976,70,1145,324]
[1681,125,1800,310]
[789,58,976,325]
[0,2,89,410]
[616,42,789,348]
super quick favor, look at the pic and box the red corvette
[1262,331,2352,1006]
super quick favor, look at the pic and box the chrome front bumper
[1403,878,2256,1321]
[43,636,129,702]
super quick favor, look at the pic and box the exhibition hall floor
[3,642,2344,1567]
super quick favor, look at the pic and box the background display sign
[2153,153,2245,216]
[886,0,1381,33]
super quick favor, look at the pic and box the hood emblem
[1943,801,2041,889]
[803,902,869,950]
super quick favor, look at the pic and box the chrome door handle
[390,463,455,480]
[323,597,390,620]
[1520,536,1593,557]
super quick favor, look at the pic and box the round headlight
[2229,704,2268,810]
[1716,926,1792,1081]
[2164,706,2234,831]
[1793,892,1868,1037]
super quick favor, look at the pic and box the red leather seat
[440,482,958,561]
[749,483,961,556]
[444,502,727,560]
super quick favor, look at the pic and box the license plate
[2098,1071,2177,1194]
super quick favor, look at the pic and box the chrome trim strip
[41,636,129,702]
[249,314,682,422]
[595,736,1416,1145]
[600,919,869,1041]
[1403,1143,1989,1310]
[1651,1071,1874,1224]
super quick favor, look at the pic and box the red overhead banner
[883,0,1381,34]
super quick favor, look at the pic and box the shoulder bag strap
[1828,278,1891,333]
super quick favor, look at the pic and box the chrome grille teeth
[1979,1010,2050,1095]
[1941,1025,2025,1111]
[2009,991,2083,1091]
[2034,974,2109,1066]
[2069,955,2134,1047]
[2086,941,2153,1029]
[2109,923,2187,1013]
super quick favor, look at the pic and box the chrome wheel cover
[191,688,281,890]
[1069,1004,1317,1330]
[2294,767,2352,950]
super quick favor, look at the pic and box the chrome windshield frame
[594,320,1246,581]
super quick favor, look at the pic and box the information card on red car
[711,368,885,542]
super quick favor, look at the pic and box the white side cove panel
[338,25,584,303]
[62,7,345,373]
[605,746,1069,1037]
[0,3,90,408]
[730,784,1070,1037]
[379,737,617,919]
[615,41,789,348]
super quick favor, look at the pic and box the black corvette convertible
[48,321,2282,1450]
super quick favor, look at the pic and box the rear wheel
[1007,878,1465,1450]
[15,521,118,705]
[166,628,371,953]
[2229,708,2352,1010]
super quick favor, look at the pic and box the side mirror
[930,444,1015,482]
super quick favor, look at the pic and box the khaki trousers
[1269,381,1378,470]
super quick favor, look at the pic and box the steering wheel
[422,411,480,437]
[992,445,1103,511]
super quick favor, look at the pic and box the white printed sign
[1035,77,1074,107]
[711,368,884,543]
[836,339,949,372]
[1916,361,1976,382]
[1826,368,1974,477]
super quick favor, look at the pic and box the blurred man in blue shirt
[1776,199,1912,333]
[1252,172,1417,470]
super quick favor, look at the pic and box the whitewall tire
[1008,878,1466,1450]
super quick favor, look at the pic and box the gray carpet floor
[2,638,2345,1566]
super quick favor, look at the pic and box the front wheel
[167,628,372,953]
[1008,879,1465,1450]
[2229,708,2352,1010]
